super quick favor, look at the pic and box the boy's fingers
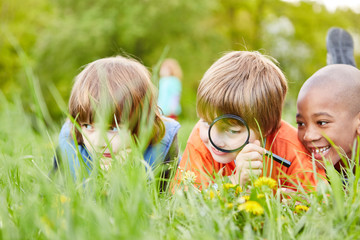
[240,143,266,155]
[245,152,263,161]
[236,160,263,172]
[248,160,263,169]
[235,141,266,169]
[235,151,263,166]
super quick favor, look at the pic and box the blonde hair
[69,56,165,144]
[160,58,183,80]
[197,51,287,136]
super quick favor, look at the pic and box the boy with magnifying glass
[175,51,325,190]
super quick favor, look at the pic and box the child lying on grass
[175,51,325,191]
[296,64,360,174]
[54,56,180,191]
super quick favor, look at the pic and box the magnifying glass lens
[208,114,291,167]
[209,116,250,152]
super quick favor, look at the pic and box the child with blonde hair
[55,56,180,185]
[176,51,325,190]
[157,58,182,119]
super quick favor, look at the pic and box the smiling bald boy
[296,64,360,171]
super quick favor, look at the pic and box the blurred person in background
[157,58,182,120]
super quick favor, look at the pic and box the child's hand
[230,140,265,185]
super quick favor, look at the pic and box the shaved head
[298,64,360,115]
[297,64,360,167]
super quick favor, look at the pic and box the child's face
[160,65,171,77]
[81,123,132,160]
[296,87,359,169]
[199,119,258,164]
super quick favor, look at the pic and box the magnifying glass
[208,114,291,168]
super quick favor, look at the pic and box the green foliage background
[1,0,359,126]
[1,1,360,239]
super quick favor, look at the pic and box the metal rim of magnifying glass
[208,114,250,153]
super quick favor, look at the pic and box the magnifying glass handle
[264,150,291,168]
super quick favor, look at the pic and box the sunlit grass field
[1,90,360,240]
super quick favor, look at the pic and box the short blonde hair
[69,56,165,144]
[197,51,287,136]
[160,58,183,80]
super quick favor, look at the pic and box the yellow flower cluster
[223,183,236,189]
[222,183,242,195]
[235,186,242,195]
[238,201,264,215]
[254,177,277,189]
[295,205,309,213]
[182,170,197,184]
[239,195,250,203]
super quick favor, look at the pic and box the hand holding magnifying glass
[208,114,291,168]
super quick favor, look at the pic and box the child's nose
[303,128,321,142]
[211,133,226,148]
[92,130,107,149]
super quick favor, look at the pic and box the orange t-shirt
[176,120,326,191]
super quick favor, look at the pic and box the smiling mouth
[309,146,331,159]
[314,146,330,154]
[211,146,227,156]
[103,153,112,158]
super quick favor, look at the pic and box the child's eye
[296,121,305,128]
[83,124,94,130]
[317,121,328,126]
[227,128,241,134]
[110,126,118,132]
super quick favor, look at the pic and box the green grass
[177,119,196,153]
[1,40,360,238]
[2,90,360,240]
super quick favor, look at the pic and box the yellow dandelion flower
[182,171,197,184]
[257,193,265,199]
[60,195,70,204]
[238,195,250,204]
[295,205,309,213]
[238,201,264,215]
[235,186,242,195]
[254,177,277,189]
[242,195,250,201]
[223,183,236,189]
[209,190,215,200]
[226,203,234,209]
